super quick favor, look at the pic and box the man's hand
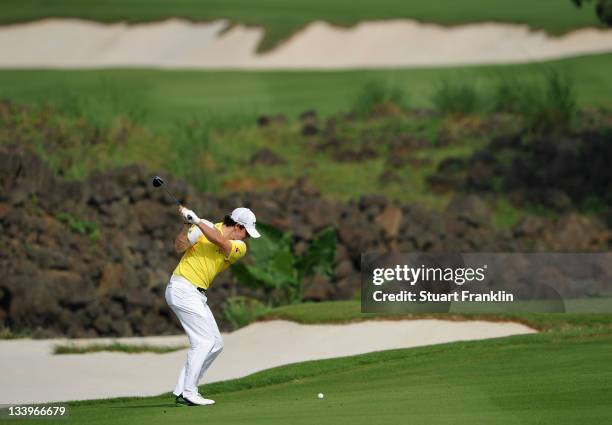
[179,206,201,225]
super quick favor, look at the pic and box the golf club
[151,175,180,204]
[152,175,197,222]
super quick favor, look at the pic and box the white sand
[0,18,612,69]
[0,319,536,404]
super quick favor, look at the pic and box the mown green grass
[10,320,610,424]
[0,0,601,51]
[1,53,612,133]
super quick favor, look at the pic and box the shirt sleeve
[226,240,247,264]
[187,220,214,246]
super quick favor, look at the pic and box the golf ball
[318,393,324,399]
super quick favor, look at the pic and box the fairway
[0,0,602,52]
[1,53,611,131]
[11,327,610,425]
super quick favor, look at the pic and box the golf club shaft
[162,186,181,205]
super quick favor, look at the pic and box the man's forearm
[195,220,223,245]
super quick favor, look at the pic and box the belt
[196,286,207,295]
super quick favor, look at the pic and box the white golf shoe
[183,393,215,406]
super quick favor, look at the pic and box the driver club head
[151,175,180,205]
[152,175,165,188]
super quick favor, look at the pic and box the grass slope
[1,53,611,132]
[12,325,610,424]
[260,300,612,332]
[0,0,601,51]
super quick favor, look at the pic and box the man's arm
[194,220,232,257]
[174,224,190,253]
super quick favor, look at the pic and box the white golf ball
[318,393,324,399]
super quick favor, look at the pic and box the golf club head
[152,175,165,187]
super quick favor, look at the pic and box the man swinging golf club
[165,204,260,406]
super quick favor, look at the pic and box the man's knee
[190,334,214,351]
[213,337,224,353]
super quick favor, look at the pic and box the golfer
[165,205,260,406]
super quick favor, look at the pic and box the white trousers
[165,274,223,399]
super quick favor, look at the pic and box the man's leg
[196,302,224,382]
[172,366,186,397]
[166,281,217,399]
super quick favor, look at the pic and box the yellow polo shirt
[173,222,247,290]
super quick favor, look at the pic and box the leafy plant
[295,227,337,279]
[57,212,100,242]
[222,296,270,330]
[231,223,337,305]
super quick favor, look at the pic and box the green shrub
[231,224,336,305]
[57,212,100,242]
[432,81,480,115]
[353,80,408,117]
[222,296,270,330]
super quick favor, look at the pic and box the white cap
[230,207,261,238]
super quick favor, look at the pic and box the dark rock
[426,174,463,193]
[333,260,354,281]
[332,147,378,162]
[543,213,610,251]
[375,205,403,238]
[301,123,319,136]
[28,246,70,270]
[250,148,287,166]
[513,216,546,238]
[358,194,388,211]
[302,274,334,301]
[446,195,490,226]
[257,114,287,127]
[299,109,317,122]
[378,170,401,183]
[93,315,113,334]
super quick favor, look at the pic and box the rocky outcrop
[429,130,612,218]
[1,148,610,338]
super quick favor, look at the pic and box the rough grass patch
[523,71,577,134]
[352,80,409,118]
[432,81,481,115]
[53,341,188,354]
[223,296,270,330]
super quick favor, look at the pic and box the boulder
[257,114,287,127]
[250,148,287,166]
[302,274,335,301]
[375,205,403,238]
[446,195,490,226]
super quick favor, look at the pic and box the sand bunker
[0,18,612,69]
[0,319,536,404]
